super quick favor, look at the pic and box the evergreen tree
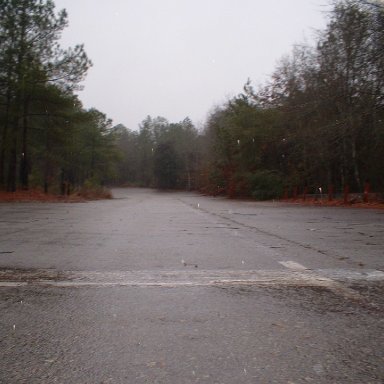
[0,0,91,191]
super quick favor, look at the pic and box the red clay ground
[0,189,383,209]
[0,188,112,203]
[281,197,384,210]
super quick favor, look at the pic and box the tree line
[1,0,383,199]
[115,0,384,199]
[200,0,384,199]
[111,116,201,190]
[0,0,118,193]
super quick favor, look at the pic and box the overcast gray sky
[54,0,330,130]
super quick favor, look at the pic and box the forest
[1,0,383,200]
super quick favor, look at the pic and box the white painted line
[316,269,384,281]
[366,270,384,279]
[0,268,383,303]
[0,282,28,287]
[278,263,365,301]
[279,261,309,271]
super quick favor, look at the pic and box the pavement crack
[177,198,366,268]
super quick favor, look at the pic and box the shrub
[246,170,284,200]
[76,178,113,199]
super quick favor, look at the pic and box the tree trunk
[43,121,50,194]
[0,79,13,188]
[351,138,361,191]
[20,97,30,190]
[7,140,17,192]
[0,116,9,188]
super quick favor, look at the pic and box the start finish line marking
[0,268,383,291]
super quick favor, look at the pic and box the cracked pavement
[1,188,383,383]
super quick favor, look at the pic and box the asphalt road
[1,188,383,383]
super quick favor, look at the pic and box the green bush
[246,170,284,200]
[77,177,112,199]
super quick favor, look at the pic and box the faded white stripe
[279,261,308,271]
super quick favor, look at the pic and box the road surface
[1,188,383,383]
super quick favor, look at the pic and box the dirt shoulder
[281,197,384,210]
[1,189,383,209]
[0,188,112,203]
